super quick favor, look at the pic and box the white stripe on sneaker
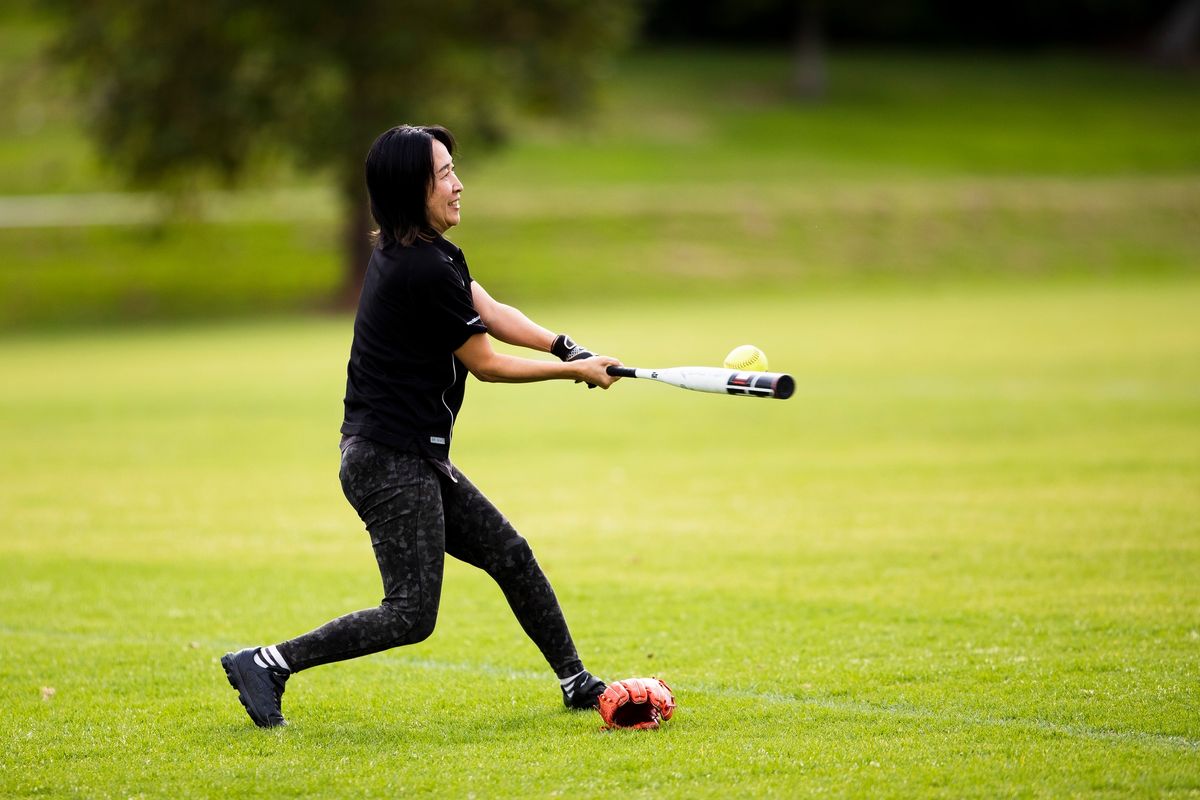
[265,645,290,672]
[559,670,585,694]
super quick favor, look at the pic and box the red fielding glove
[596,677,676,730]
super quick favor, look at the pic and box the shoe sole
[221,653,285,728]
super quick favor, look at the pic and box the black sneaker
[221,648,289,728]
[562,671,606,710]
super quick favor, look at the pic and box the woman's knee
[407,611,438,644]
[485,535,538,579]
[380,601,438,645]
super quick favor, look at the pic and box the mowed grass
[2,276,1198,797]
[3,8,1199,793]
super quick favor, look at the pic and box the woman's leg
[439,467,585,680]
[275,441,446,672]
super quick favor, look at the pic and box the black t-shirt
[340,236,488,461]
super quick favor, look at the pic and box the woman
[221,124,621,728]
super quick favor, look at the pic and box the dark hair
[365,124,457,248]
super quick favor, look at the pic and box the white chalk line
[3,625,1194,751]
[362,652,1200,752]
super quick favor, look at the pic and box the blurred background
[1,0,1197,329]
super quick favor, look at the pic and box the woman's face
[426,139,462,234]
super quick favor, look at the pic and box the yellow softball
[723,344,768,372]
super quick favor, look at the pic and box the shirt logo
[466,315,481,325]
[430,436,447,445]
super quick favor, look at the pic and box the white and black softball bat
[605,365,795,400]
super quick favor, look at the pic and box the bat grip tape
[606,366,638,378]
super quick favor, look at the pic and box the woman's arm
[454,332,621,388]
[470,281,557,351]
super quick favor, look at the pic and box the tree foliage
[47,0,638,296]
[641,0,1185,47]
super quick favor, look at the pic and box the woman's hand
[572,355,623,389]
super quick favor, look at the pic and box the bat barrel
[727,370,794,400]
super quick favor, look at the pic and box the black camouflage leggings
[275,438,584,678]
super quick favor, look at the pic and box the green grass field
[3,5,1199,795]
[3,278,1198,797]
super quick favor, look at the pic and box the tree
[1153,0,1200,65]
[792,0,826,100]
[47,0,637,302]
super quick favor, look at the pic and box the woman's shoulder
[378,234,462,260]
[376,239,463,289]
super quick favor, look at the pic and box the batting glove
[551,334,597,388]
[551,333,595,362]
